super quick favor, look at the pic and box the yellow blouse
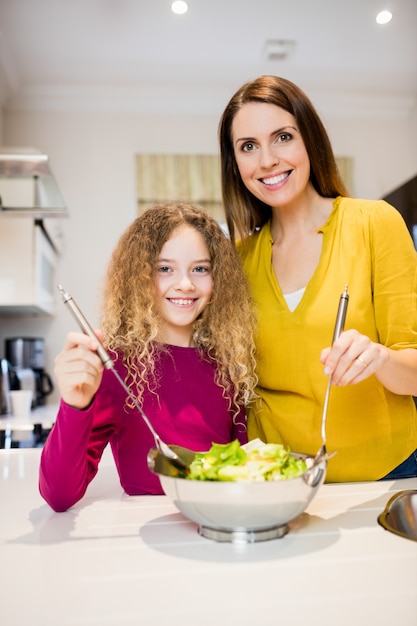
[239,197,417,481]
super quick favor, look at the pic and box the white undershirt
[283,287,306,312]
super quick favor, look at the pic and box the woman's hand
[54,331,104,410]
[320,329,385,386]
[320,329,417,395]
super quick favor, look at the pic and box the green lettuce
[187,440,307,482]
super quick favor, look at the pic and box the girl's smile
[168,298,196,305]
[155,224,213,346]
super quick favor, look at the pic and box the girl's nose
[176,275,195,291]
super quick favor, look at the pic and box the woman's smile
[260,171,291,188]
[232,102,310,207]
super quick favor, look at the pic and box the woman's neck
[270,192,334,245]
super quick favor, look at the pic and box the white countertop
[0,403,57,431]
[1,446,416,626]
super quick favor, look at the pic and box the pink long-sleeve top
[39,345,247,511]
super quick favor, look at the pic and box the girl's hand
[320,329,387,386]
[54,331,104,409]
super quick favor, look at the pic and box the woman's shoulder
[338,196,407,228]
[339,196,399,215]
[236,223,270,257]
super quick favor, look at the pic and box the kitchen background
[0,0,416,405]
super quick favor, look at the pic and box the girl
[39,202,257,511]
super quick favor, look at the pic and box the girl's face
[154,224,213,346]
[231,102,311,208]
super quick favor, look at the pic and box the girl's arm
[39,331,109,511]
[39,400,111,511]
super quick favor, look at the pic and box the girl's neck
[156,328,196,348]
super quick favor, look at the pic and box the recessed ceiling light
[171,1,188,15]
[376,10,393,24]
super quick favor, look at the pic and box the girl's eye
[157,265,171,273]
[194,265,211,274]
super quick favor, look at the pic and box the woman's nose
[259,146,280,169]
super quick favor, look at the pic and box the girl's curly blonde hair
[100,201,257,417]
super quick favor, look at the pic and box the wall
[1,101,416,403]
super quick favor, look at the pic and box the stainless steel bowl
[378,489,417,542]
[148,447,327,543]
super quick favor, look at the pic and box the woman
[219,75,417,482]
[39,202,257,511]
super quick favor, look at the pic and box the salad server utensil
[314,284,349,464]
[58,284,194,472]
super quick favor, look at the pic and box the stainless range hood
[0,148,68,218]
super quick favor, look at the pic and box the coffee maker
[5,337,54,407]
[0,358,20,414]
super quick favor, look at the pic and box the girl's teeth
[171,299,193,305]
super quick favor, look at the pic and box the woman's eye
[276,132,292,143]
[241,142,255,152]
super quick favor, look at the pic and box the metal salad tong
[316,283,349,462]
[58,285,193,471]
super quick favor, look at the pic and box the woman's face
[231,102,311,208]
[154,224,213,346]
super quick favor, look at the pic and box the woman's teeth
[262,172,289,185]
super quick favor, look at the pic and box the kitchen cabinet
[41,216,65,254]
[0,218,58,315]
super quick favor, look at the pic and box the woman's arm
[321,331,417,395]
[321,202,417,396]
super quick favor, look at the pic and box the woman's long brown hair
[219,75,348,243]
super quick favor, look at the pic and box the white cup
[9,390,33,417]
